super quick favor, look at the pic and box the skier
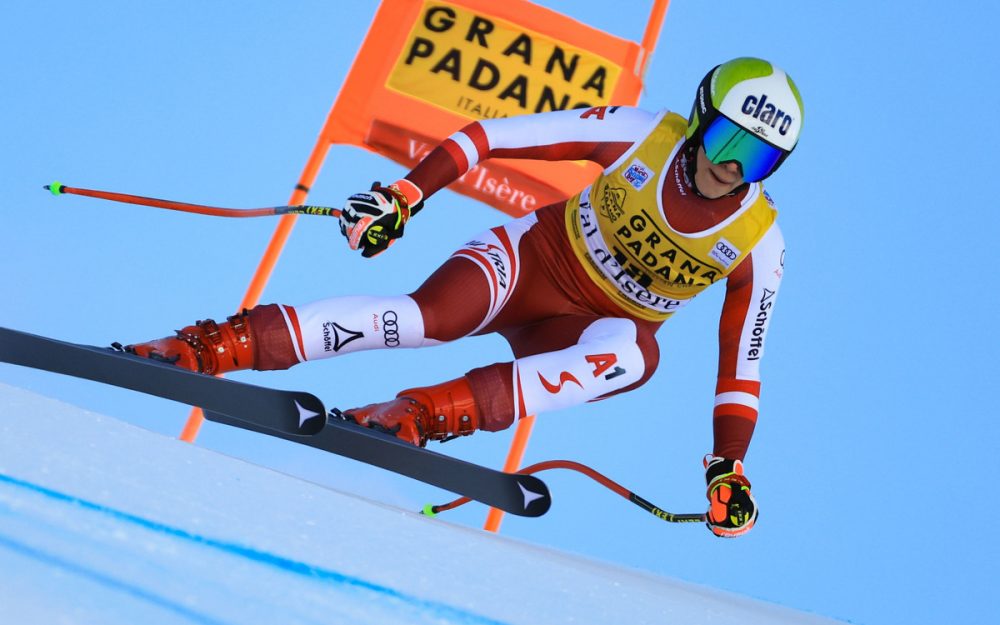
[123,57,802,538]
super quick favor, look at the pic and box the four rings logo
[382,310,400,347]
[716,242,737,260]
[709,237,741,268]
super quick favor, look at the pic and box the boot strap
[173,312,253,375]
[425,410,477,440]
[174,324,214,374]
[226,311,253,346]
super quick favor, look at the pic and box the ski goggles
[702,115,788,183]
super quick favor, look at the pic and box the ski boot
[118,311,257,375]
[344,377,481,447]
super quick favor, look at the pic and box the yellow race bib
[566,111,776,320]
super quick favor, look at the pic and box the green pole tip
[47,181,64,196]
[421,504,438,517]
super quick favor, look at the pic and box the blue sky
[1,2,996,624]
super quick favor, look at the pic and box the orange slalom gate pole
[483,415,536,532]
[483,0,671,532]
[640,0,671,77]
[178,116,338,442]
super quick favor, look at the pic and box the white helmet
[686,57,804,181]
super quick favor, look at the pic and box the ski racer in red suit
[124,57,804,538]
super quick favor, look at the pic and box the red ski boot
[345,377,481,446]
[120,311,257,375]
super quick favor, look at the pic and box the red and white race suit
[262,106,785,460]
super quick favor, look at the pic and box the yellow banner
[324,0,647,216]
[387,1,623,119]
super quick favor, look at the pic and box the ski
[0,327,551,517]
[0,327,326,434]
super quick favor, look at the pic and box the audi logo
[382,310,400,347]
[715,241,738,260]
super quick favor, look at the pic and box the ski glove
[339,182,414,258]
[704,455,758,538]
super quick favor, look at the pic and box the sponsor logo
[538,370,583,394]
[382,310,400,347]
[577,203,692,315]
[322,322,364,353]
[518,481,547,509]
[297,206,336,216]
[293,400,322,430]
[591,247,689,313]
[487,248,509,290]
[390,5,621,118]
[611,211,722,288]
[467,241,510,289]
[709,237,741,268]
[740,94,794,136]
[365,224,388,245]
[586,353,626,381]
[622,158,652,190]
[746,287,776,361]
[599,186,626,222]
[580,105,618,120]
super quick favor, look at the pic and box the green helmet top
[687,57,804,153]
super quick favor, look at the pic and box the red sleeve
[713,259,760,460]
[712,221,785,460]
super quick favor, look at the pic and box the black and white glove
[704,455,758,538]
[339,182,414,258]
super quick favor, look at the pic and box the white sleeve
[476,106,659,153]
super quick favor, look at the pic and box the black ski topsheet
[0,326,550,517]
[206,410,550,518]
[0,327,325,434]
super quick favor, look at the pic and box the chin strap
[681,142,707,199]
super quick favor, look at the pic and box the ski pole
[423,459,706,524]
[44,181,341,219]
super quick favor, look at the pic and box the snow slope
[0,382,845,625]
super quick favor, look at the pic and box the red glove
[704,455,758,538]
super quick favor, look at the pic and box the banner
[325,0,646,216]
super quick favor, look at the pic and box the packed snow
[0,382,845,624]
